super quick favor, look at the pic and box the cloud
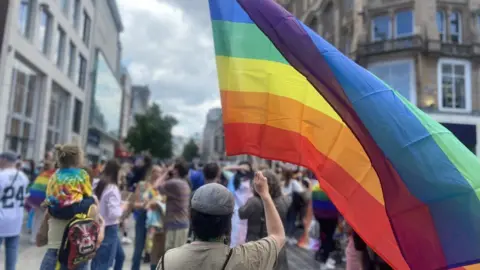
[118,0,220,137]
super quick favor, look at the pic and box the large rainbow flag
[208,0,480,269]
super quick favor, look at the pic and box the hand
[253,171,270,199]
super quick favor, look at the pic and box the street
[0,216,344,269]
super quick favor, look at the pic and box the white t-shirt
[282,179,303,196]
[0,168,30,237]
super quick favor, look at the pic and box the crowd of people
[0,143,394,270]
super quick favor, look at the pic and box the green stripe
[312,191,329,201]
[395,92,480,199]
[211,20,288,64]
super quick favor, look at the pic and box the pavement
[0,216,344,269]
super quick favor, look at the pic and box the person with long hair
[239,170,291,270]
[25,161,56,244]
[229,161,254,247]
[281,165,305,245]
[129,155,154,270]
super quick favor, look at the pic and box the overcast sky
[117,0,221,137]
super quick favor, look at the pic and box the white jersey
[0,168,30,237]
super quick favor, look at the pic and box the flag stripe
[224,122,409,269]
[315,32,480,265]
[216,56,343,123]
[209,0,253,23]
[235,0,448,268]
[211,20,288,64]
[221,90,384,204]
[395,92,480,190]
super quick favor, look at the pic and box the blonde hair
[54,144,83,169]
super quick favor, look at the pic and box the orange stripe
[221,90,384,204]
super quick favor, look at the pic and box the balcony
[426,40,480,58]
[357,35,424,57]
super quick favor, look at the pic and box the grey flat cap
[0,152,18,162]
[191,183,234,215]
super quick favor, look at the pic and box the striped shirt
[158,178,191,230]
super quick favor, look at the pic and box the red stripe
[224,122,409,269]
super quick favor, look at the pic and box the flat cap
[0,152,18,163]
[191,183,234,215]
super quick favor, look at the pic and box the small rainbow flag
[27,169,55,208]
[311,179,338,220]
[209,0,480,269]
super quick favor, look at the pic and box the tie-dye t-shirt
[46,168,92,207]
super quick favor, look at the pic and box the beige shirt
[47,218,70,249]
[158,236,279,270]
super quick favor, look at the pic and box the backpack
[57,214,100,269]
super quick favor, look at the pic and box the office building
[282,0,480,155]
[0,0,95,160]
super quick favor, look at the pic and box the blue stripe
[312,200,337,211]
[299,22,480,265]
[209,0,253,24]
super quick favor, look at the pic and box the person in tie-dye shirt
[44,144,95,220]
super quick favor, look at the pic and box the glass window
[73,99,83,133]
[67,41,76,79]
[48,84,68,147]
[439,60,470,110]
[78,54,87,89]
[55,26,66,69]
[18,0,33,37]
[343,0,353,11]
[61,0,70,15]
[436,11,446,41]
[8,60,40,158]
[73,0,81,30]
[82,10,91,46]
[450,11,462,44]
[372,15,391,41]
[368,60,415,102]
[395,10,413,37]
[38,7,52,55]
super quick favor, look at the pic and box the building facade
[129,85,151,128]
[0,0,95,160]
[282,0,480,155]
[120,66,132,139]
[84,0,124,162]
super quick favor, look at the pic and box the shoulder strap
[221,248,234,270]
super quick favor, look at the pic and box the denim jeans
[131,210,147,270]
[91,224,119,270]
[40,249,88,270]
[0,236,20,270]
[114,236,125,270]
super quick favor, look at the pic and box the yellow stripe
[216,56,344,123]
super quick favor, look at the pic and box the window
[343,0,353,11]
[450,11,462,44]
[47,83,68,150]
[18,0,33,38]
[77,54,87,89]
[368,60,416,104]
[61,0,70,16]
[372,15,391,41]
[7,60,40,158]
[395,10,413,37]
[67,41,76,79]
[38,7,53,55]
[73,0,81,30]
[55,26,66,69]
[82,10,91,46]
[437,59,471,112]
[436,11,446,41]
[72,99,83,133]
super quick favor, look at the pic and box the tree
[182,138,199,162]
[125,103,177,159]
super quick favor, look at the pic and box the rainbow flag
[209,0,480,269]
[27,169,55,207]
[311,179,338,219]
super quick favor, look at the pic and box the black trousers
[315,217,338,263]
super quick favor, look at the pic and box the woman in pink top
[91,160,125,270]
